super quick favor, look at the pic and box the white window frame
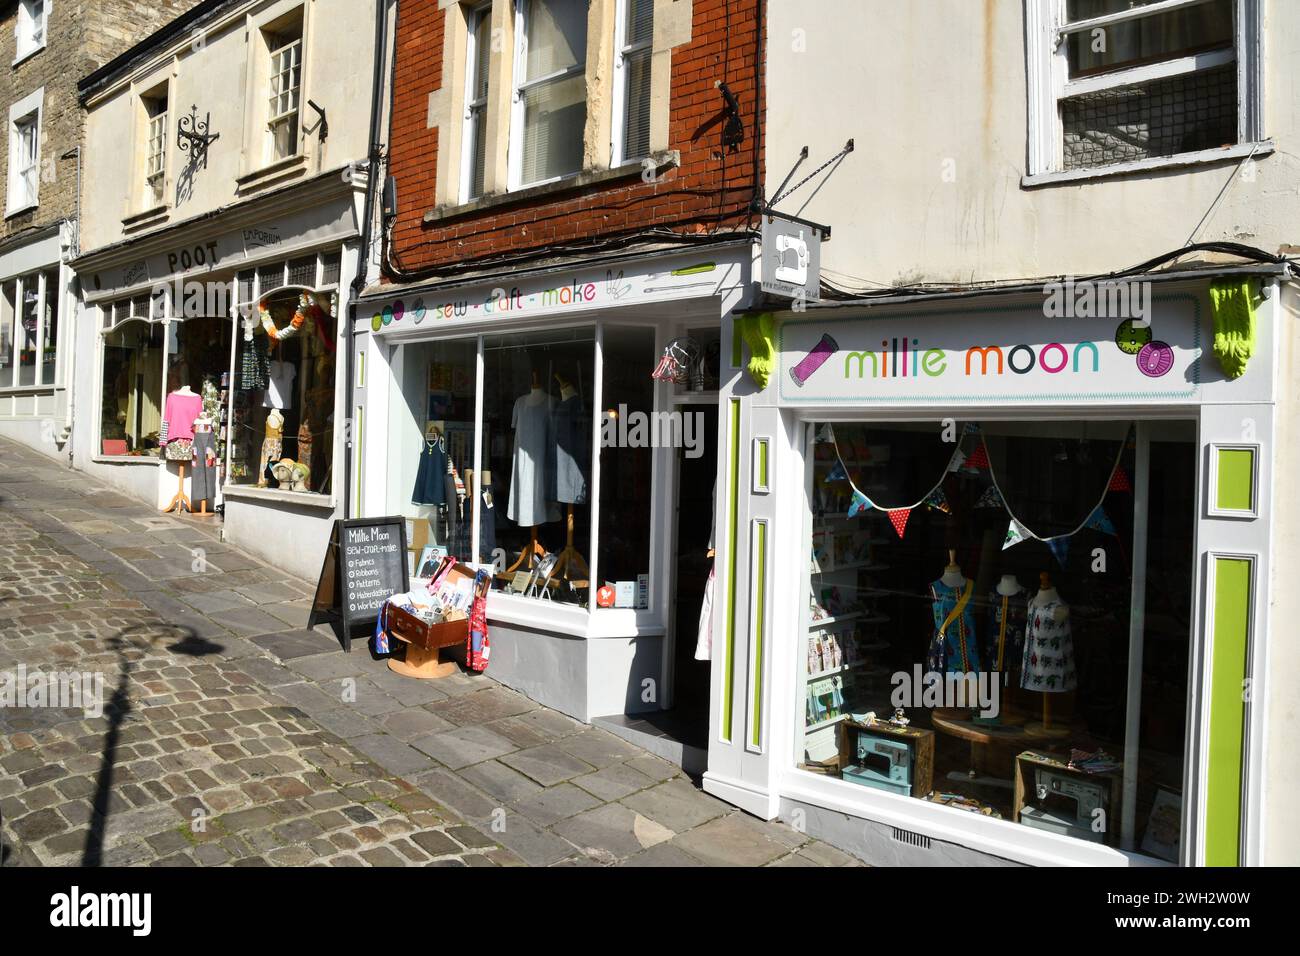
[144,91,169,206]
[611,0,653,166]
[14,0,49,65]
[1023,0,1267,186]
[460,2,493,204]
[508,0,588,191]
[267,30,303,162]
[7,88,44,217]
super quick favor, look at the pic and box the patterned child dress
[1020,602,1076,692]
[986,591,1028,678]
[926,578,981,674]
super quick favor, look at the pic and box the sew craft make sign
[779,295,1202,405]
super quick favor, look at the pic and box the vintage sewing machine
[1017,765,1110,843]
[838,718,934,797]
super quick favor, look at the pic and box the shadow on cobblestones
[84,624,218,867]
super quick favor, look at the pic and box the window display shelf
[811,561,889,575]
[808,611,890,629]
[807,660,878,682]
[806,713,849,734]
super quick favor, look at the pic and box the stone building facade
[0,0,201,458]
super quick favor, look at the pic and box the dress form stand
[161,462,192,515]
[190,416,216,518]
[941,549,965,588]
[549,505,589,585]
[504,527,547,575]
[1025,571,1072,739]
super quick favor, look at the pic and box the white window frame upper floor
[460,1,493,204]
[237,1,313,189]
[611,0,653,167]
[6,87,43,217]
[14,0,50,66]
[1023,0,1268,186]
[507,0,590,191]
[438,0,675,210]
[142,82,170,211]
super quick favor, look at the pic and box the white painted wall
[764,0,1300,285]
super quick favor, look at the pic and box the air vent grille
[891,827,931,849]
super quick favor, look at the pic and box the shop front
[0,223,73,458]
[71,180,362,580]
[356,243,751,739]
[706,271,1285,866]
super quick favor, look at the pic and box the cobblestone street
[0,438,859,867]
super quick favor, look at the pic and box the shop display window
[385,323,663,613]
[801,418,1193,861]
[597,326,655,607]
[229,287,337,494]
[39,267,58,386]
[0,280,14,388]
[482,328,594,606]
[100,320,168,456]
[389,338,478,577]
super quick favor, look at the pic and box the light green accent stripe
[750,520,767,748]
[1216,449,1254,512]
[354,406,363,516]
[1206,557,1251,866]
[757,440,768,488]
[721,398,741,742]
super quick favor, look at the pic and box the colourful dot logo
[370,313,382,332]
[1137,341,1174,378]
[393,300,405,321]
[1114,319,1151,355]
[381,306,393,325]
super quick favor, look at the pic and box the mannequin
[160,384,205,514]
[1023,571,1075,738]
[505,371,559,577]
[549,370,589,583]
[927,549,981,676]
[190,412,218,517]
[257,409,285,488]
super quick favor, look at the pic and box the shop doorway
[593,399,717,774]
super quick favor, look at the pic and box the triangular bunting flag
[825,461,847,483]
[887,508,911,538]
[964,442,990,469]
[975,485,1004,509]
[1003,519,1031,550]
[816,424,836,444]
[1084,506,1117,535]
[1046,536,1071,568]
[924,488,950,514]
[963,422,981,435]
[1108,466,1132,492]
[848,490,873,518]
[947,449,967,473]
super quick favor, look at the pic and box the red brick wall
[385,0,763,277]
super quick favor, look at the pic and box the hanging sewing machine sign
[760,215,822,303]
[778,294,1203,405]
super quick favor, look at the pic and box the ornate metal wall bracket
[177,105,220,170]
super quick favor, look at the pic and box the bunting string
[826,422,1130,548]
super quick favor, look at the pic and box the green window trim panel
[721,398,741,742]
[750,519,768,749]
[1215,447,1255,513]
[1205,556,1252,866]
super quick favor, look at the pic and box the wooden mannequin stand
[161,461,191,515]
[504,526,548,575]
[548,504,589,586]
[388,642,458,680]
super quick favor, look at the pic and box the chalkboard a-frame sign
[308,517,410,652]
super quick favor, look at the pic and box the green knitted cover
[738,312,776,389]
[1210,278,1256,380]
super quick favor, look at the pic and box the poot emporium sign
[778,295,1202,404]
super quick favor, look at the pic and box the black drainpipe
[346,0,393,518]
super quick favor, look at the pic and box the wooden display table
[930,711,1046,785]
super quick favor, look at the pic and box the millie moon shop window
[802,418,1194,861]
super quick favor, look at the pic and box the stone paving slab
[0,436,860,868]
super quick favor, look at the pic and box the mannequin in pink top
[161,386,204,448]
